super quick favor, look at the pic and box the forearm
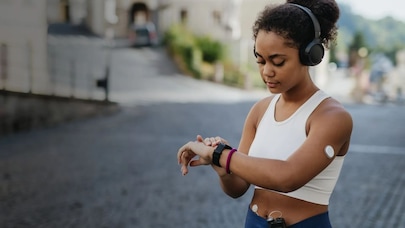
[217,148,293,193]
[218,173,250,198]
[214,149,250,198]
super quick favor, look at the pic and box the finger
[181,164,188,175]
[208,137,219,146]
[217,136,229,145]
[180,149,198,175]
[190,157,210,167]
[196,135,204,142]
[190,159,203,167]
[177,147,184,164]
[180,151,190,175]
[204,137,212,146]
[177,143,189,164]
[177,141,195,162]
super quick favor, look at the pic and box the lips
[265,81,279,88]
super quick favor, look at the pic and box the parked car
[128,22,158,47]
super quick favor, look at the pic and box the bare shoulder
[308,97,353,156]
[240,95,276,133]
[309,97,353,138]
[252,95,275,111]
[248,95,276,124]
[316,97,352,123]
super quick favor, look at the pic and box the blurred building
[0,0,48,94]
[0,0,330,96]
[45,0,283,41]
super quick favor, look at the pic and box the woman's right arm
[217,97,270,198]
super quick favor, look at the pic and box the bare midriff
[250,189,328,226]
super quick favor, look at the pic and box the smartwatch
[212,142,232,167]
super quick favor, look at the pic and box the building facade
[0,0,329,96]
[0,0,48,94]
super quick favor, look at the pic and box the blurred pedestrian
[368,53,393,102]
[387,50,405,103]
[177,0,353,227]
[349,53,367,103]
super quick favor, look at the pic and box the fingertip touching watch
[212,142,232,167]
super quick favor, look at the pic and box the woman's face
[254,30,307,94]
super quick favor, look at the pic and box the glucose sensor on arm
[324,145,335,159]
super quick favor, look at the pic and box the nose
[262,63,275,78]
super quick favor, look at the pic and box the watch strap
[212,142,232,167]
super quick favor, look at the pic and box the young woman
[177,0,352,227]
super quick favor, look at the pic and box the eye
[272,60,285,67]
[256,58,265,65]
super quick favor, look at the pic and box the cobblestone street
[1,46,404,228]
[1,100,404,227]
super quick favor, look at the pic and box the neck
[281,77,319,104]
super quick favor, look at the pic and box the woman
[177,0,352,227]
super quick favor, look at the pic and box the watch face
[213,143,225,167]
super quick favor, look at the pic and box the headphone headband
[288,3,324,66]
[288,3,321,40]
[253,3,324,66]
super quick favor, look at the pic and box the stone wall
[0,91,119,136]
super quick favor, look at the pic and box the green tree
[348,31,368,67]
[329,44,338,63]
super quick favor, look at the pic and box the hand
[196,135,229,177]
[197,135,229,147]
[177,140,214,176]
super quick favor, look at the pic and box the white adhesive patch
[252,204,258,213]
[325,145,335,158]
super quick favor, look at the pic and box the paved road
[1,46,404,228]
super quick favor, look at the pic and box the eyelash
[256,60,285,67]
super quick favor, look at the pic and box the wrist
[212,142,232,167]
[225,148,237,174]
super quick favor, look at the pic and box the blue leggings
[244,206,332,228]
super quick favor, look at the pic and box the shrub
[163,24,201,77]
[164,24,194,55]
[164,24,252,88]
[181,45,202,78]
[222,61,245,88]
[195,36,225,63]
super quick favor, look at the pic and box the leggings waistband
[245,206,332,228]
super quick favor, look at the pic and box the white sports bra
[248,90,345,205]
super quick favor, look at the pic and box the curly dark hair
[252,0,339,49]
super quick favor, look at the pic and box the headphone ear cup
[299,40,324,66]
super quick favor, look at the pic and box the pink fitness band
[226,148,237,174]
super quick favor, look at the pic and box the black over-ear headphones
[289,3,324,66]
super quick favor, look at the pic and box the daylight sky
[337,0,405,22]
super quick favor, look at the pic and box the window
[213,10,221,24]
[180,9,188,24]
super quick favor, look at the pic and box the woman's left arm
[177,100,353,193]
[212,100,353,193]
